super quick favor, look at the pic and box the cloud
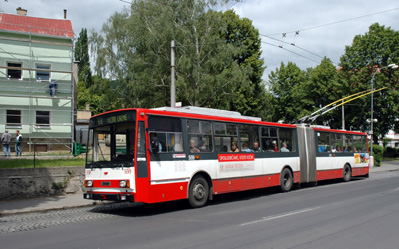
[233,0,399,79]
[2,0,398,80]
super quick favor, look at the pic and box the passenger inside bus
[252,141,261,152]
[199,139,209,152]
[241,142,251,152]
[272,140,279,152]
[189,139,200,153]
[281,142,289,152]
[230,141,239,152]
[318,142,324,152]
[149,133,162,152]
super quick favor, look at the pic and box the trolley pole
[171,40,176,108]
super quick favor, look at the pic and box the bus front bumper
[83,192,134,202]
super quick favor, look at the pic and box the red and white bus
[83,106,369,208]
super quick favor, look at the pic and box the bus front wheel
[280,168,293,192]
[343,164,352,182]
[188,176,209,208]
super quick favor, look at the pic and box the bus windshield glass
[86,111,136,168]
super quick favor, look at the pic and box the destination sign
[90,111,136,127]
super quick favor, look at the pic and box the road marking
[239,207,321,226]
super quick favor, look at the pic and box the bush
[384,147,399,158]
[371,144,384,166]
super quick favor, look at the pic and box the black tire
[188,176,209,208]
[280,168,293,192]
[343,164,352,182]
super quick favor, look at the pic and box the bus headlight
[85,180,93,187]
[120,180,127,188]
[119,180,130,188]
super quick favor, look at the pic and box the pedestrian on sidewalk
[1,130,11,156]
[15,130,22,156]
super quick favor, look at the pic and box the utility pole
[342,99,345,130]
[170,40,175,108]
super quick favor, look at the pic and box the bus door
[136,121,148,178]
[297,126,317,183]
[315,131,333,175]
[133,120,151,203]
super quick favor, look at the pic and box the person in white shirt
[281,142,290,152]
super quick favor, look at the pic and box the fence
[0,141,86,168]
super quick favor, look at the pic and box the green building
[0,9,76,153]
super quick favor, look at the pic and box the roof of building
[0,13,74,39]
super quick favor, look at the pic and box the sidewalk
[0,193,109,216]
[1,160,398,216]
[369,160,399,173]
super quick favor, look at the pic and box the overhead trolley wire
[261,40,321,64]
[266,7,399,36]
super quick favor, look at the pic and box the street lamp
[370,63,398,166]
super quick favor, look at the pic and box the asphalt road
[1,171,399,249]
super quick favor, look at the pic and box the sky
[1,0,398,80]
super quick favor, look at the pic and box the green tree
[75,28,93,110]
[339,23,399,142]
[218,10,266,118]
[216,10,266,117]
[88,76,122,114]
[302,58,341,127]
[90,0,253,110]
[74,28,92,87]
[77,75,122,115]
[268,62,308,123]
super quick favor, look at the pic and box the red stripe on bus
[352,166,369,176]
[213,173,282,194]
[91,180,125,188]
[148,182,189,203]
[317,167,369,181]
[86,191,135,195]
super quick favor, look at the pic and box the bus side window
[148,116,182,153]
[187,120,213,153]
[137,121,146,157]
[239,124,259,152]
[261,127,279,152]
[280,128,295,152]
[214,122,237,152]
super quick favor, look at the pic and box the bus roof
[152,106,262,121]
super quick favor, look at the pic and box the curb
[0,199,113,217]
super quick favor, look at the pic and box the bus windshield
[86,122,136,168]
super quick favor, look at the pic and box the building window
[6,110,21,127]
[7,62,22,80]
[36,64,51,81]
[36,111,50,127]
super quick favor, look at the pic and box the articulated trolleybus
[83,107,369,208]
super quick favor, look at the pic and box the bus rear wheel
[188,176,209,208]
[343,164,351,182]
[280,168,293,192]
